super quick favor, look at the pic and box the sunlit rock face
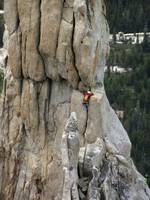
[0,0,149,199]
[4,0,109,87]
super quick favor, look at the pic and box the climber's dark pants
[83,102,89,110]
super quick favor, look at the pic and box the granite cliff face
[0,0,149,199]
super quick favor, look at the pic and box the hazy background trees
[106,0,150,33]
[105,1,150,185]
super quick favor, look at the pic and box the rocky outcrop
[0,0,149,199]
[64,111,150,200]
[4,0,109,87]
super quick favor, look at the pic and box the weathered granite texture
[0,0,149,199]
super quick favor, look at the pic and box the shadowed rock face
[0,0,149,199]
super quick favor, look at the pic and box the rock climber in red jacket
[83,90,94,108]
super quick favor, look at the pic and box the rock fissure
[37,86,41,131]
[6,103,10,142]
[54,1,64,61]
[37,0,45,80]
[85,0,93,29]
[22,34,27,78]
[72,11,81,89]
[19,31,23,80]
[83,106,88,139]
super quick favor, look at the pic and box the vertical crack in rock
[83,107,88,138]
[37,0,46,78]
[72,11,81,88]
[6,102,10,143]
[15,0,21,37]
[44,96,48,137]
[36,82,41,130]
[21,34,27,78]
[19,31,23,80]
[56,0,80,88]
[55,0,64,60]
[85,0,93,29]
[16,0,20,31]
[0,145,5,199]
[1,80,7,117]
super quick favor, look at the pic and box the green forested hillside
[105,1,150,185]
[0,1,3,10]
[105,42,150,184]
[106,0,150,33]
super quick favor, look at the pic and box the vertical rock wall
[0,0,149,199]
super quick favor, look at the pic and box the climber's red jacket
[83,91,94,103]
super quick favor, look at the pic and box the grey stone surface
[0,0,149,199]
